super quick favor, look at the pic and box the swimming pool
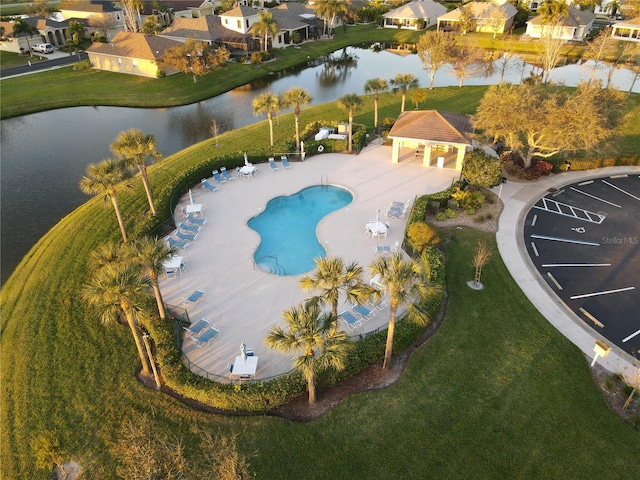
[248,185,353,275]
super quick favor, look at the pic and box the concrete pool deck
[160,142,460,381]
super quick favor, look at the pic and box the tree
[488,7,507,39]
[110,129,163,217]
[369,252,441,370]
[82,262,153,376]
[266,302,352,404]
[363,77,389,130]
[410,88,427,109]
[89,14,117,39]
[494,50,521,83]
[199,433,255,480]
[12,19,37,57]
[583,27,614,85]
[67,32,83,61]
[458,5,475,36]
[537,0,570,84]
[26,0,55,18]
[337,93,362,153]
[621,0,640,19]
[141,14,162,35]
[210,118,220,146]
[123,236,176,321]
[120,0,144,32]
[472,83,626,168]
[79,159,132,242]
[625,44,640,94]
[315,0,348,36]
[282,87,312,150]
[162,38,230,83]
[417,30,457,89]
[252,11,279,52]
[390,73,419,113]
[472,239,493,285]
[252,92,280,147]
[449,47,483,87]
[299,256,370,331]
[462,149,502,188]
[605,40,636,89]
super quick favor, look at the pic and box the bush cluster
[500,152,554,180]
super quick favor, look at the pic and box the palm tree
[12,19,37,57]
[299,257,370,331]
[252,92,280,147]
[79,159,132,242]
[282,87,312,150]
[266,302,352,404]
[89,241,126,271]
[390,73,419,113]
[538,0,569,25]
[252,11,279,52]
[110,129,163,217]
[364,77,389,131]
[337,93,362,153]
[370,252,442,370]
[82,262,153,376]
[123,237,176,321]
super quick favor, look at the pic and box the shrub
[462,148,502,188]
[444,208,457,219]
[436,212,447,221]
[156,69,166,78]
[407,221,441,253]
[451,186,485,210]
[250,51,263,65]
[464,207,476,215]
[72,60,92,71]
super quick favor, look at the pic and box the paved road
[0,52,88,78]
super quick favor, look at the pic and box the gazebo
[387,110,474,169]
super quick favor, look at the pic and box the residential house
[59,0,125,40]
[0,16,69,52]
[86,31,182,76]
[387,110,475,170]
[437,1,518,36]
[382,0,447,30]
[525,7,595,41]
[611,17,640,41]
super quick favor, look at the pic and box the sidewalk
[494,167,640,381]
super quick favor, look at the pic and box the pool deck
[159,142,460,381]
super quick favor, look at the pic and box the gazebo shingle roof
[388,110,473,144]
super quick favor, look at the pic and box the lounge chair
[220,166,235,181]
[353,304,375,320]
[175,230,197,241]
[183,318,209,338]
[165,268,177,279]
[177,222,200,233]
[281,156,291,169]
[194,325,221,348]
[185,214,206,226]
[268,157,279,172]
[201,178,218,192]
[374,245,391,255]
[165,236,189,250]
[212,169,227,184]
[184,289,205,307]
[339,310,361,330]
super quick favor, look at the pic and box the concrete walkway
[494,167,640,382]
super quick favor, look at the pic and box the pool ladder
[320,175,329,189]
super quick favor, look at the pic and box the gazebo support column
[392,141,400,163]
[455,145,466,170]
[422,145,432,167]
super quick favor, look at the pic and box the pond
[1,44,638,283]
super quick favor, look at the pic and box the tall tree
[625,44,640,94]
[252,11,279,52]
[488,6,507,39]
[26,0,55,18]
[82,262,153,376]
[141,14,162,35]
[79,159,132,242]
[369,252,441,370]
[123,237,176,321]
[89,14,117,39]
[299,257,370,331]
[390,73,419,113]
[162,38,230,83]
[363,77,389,130]
[417,30,457,89]
[537,0,570,84]
[583,27,614,85]
[67,32,83,61]
[472,82,626,168]
[457,5,475,36]
[120,0,144,32]
[252,92,280,147]
[449,47,483,87]
[315,0,348,36]
[621,0,640,19]
[266,302,352,404]
[12,19,37,57]
[282,87,312,150]
[337,93,362,153]
[111,129,163,217]
[409,88,427,109]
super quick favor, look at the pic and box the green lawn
[1,87,638,478]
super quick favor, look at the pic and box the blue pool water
[248,185,353,275]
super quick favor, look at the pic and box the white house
[526,7,595,41]
[437,1,518,35]
[611,17,640,41]
[59,0,125,40]
[0,16,69,52]
[382,0,447,30]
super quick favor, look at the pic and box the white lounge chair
[201,178,218,192]
[268,157,279,172]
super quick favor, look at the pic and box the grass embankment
[1,87,639,478]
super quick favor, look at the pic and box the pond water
[1,44,638,283]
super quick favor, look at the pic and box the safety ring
[318,145,324,153]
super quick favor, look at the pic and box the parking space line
[541,263,610,267]
[546,272,563,290]
[569,187,621,208]
[579,307,605,328]
[530,234,599,246]
[602,180,640,201]
[622,329,640,343]
[530,242,539,257]
[570,286,635,300]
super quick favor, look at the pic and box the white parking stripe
[570,286,635,300]
[541,263,610,267]
[530,234,599,246]
[569,187,621,207]
[622,329,640,343]
[602,180,640,201]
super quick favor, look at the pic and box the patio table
[231,355,259,377]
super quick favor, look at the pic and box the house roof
[613,16,640,27]
[270,9,310,30]
[160,15,230,42]
[87,31,183,60]
[221,5,260,18]
[60,0,121,14]
[383,0,447,20]
[438,1,517,21]
[388,110,473,145]
[24,15,69,30]
[527,7,595,27]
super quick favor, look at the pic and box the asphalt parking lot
[523,174,640,357]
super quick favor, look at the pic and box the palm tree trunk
[348,113,353,153]
[295,113,301,150]
[374,96,379,130]
[110,193,128,242]
[150,274,167,320]
[124,311,152,376]
[268,114,274,147]
[383,304,398,370]
[138,165,157,216]
[401,91,406,113]
[307,374,316,404]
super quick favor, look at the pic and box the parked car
[32,43,54,54]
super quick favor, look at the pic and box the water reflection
[1,44,639,283]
